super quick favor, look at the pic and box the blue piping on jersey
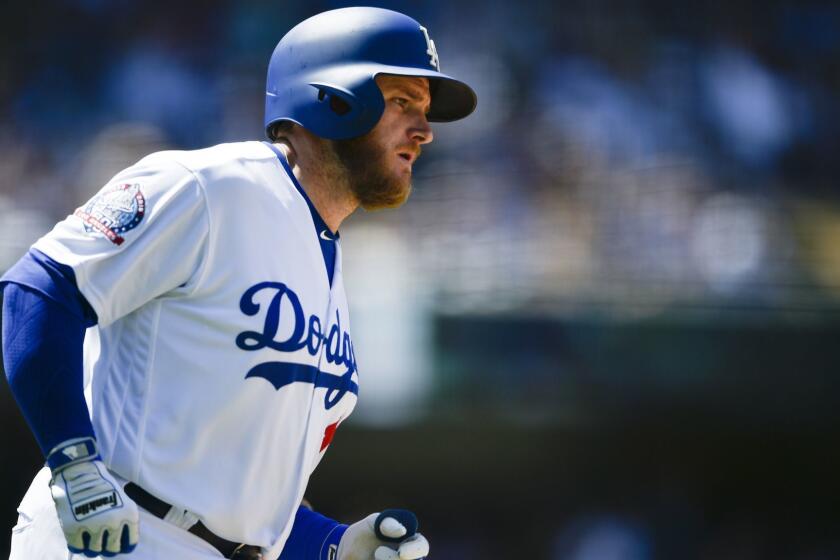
[262,141,338,287]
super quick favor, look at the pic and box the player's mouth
[397,150,419,165]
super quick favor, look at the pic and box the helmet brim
[374,66,477,123]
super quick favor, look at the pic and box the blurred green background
[2,0,840,558]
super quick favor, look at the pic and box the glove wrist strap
[46,436,100,472]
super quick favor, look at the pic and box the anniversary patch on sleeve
[75,183,146,246]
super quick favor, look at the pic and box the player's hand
[337,509,429,560]
[47,438,139,557]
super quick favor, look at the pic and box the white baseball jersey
[32,140,359,558]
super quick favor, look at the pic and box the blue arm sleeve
[278,506,348,560]
[1,249,99,459]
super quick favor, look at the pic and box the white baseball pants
[10,467,224,560]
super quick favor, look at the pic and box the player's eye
[393,97,409,108]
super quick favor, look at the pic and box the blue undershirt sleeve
[1,249,98,457]
[278,505,348,560]
[2,248,97,326]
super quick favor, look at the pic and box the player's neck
[274,141,358,233]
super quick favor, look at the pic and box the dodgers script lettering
[235,281,358,409]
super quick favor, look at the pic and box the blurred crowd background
[2,0,840,558]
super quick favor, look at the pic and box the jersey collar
[262,141,339,241]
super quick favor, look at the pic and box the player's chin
[360,179,412,211]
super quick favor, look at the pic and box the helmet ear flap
[276,77,383,139]
[313,84,357,117]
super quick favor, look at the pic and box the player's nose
[409,114,433,145]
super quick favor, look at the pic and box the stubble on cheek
[331,135,412,210]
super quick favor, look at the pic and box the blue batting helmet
[264,7,477,140]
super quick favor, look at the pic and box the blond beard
[328,133,412,210]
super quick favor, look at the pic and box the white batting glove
[47,437,139,557]
[336,509,429,560]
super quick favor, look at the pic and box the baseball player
[1,7,475,560]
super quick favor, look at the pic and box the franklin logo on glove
[73,492,119,520]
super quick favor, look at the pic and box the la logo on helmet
[418,26,440,70]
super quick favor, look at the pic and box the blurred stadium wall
[2,0,840,558]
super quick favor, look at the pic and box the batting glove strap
[47,436,100,472]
